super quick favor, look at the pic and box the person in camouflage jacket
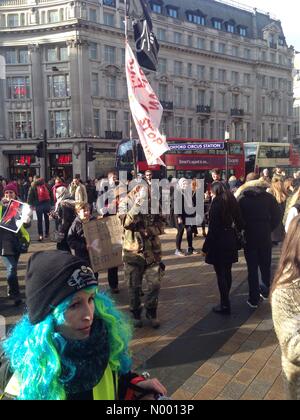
[119,185,165,329]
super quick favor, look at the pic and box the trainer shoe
[175,249,185,257]
[247,300,258,309]
[260,293,269,301]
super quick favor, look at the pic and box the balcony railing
[196,105,211,114]
[161,101,174,110]
[231,108,244,117]
[105,131,122,140]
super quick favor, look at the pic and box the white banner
[125,42,169,165]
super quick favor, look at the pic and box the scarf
[59,318,110,395]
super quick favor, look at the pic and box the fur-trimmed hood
[234,179,270,199]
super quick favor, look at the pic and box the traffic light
[36,141,44,158]
[87,147,96,162]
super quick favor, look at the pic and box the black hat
[26,251,98,325]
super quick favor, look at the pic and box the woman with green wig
[1,250,167,400]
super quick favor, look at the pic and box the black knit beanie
[26,251,98,325]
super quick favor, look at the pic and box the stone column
[0,55,6,140]
[28,44,45,138]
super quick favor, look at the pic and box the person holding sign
[119,185,165,329]
[0,183,30,305]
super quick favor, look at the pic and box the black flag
[127,0,160,71]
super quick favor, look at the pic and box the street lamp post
[225,128,230,181]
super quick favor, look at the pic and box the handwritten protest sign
[83,216,123,272]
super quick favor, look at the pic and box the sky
[241,0,300,51]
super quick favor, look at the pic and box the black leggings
[213,263,233,308]
[176,224,193,250]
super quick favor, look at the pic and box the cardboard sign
[83,215,123,272]
[0,200,31,233]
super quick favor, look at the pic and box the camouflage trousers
[124,262,164,313]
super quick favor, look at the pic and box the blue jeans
[1,254,20,298]
[36,201,51,237]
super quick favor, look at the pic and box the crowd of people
[1,166,300,399]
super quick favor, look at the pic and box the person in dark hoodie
[236,173,281,308]
[67,202,95,266]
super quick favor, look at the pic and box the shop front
[8,153,40,179]
[49,152,73,182]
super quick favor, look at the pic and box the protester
[174,178,197,256]
[51,186,76,252]
[119,185,165,329]
[202,182,243,315]
[1,251,167,400]
[0,183,30,305]
[69,177,88,204]
[271,215,300,400]
[67,202,95,266]
[237,173,281,308]
[267,176,287,245]
[27,178,53,242]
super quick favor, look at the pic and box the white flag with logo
[125,42,169,165]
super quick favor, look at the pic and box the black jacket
[202,197,243,265]
[237,187,281,248]
[67,216,96,263]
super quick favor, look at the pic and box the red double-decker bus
[116,137,245,180]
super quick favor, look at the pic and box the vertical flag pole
[124,0,138,179]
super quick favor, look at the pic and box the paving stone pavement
[0,223,286,400]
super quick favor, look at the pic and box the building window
[174,32,182,44]
[103,0,116,6]
[239,27,247,37]
[209,91,214,109]
[197,90,205,105]
[219,92,226,111]
[218,69,226,83]
[91,73,99,97]
[49,110,70,138]
[232,94,239,109]
[278,37,285,47]
[168,8,178,19]
[93,109,100,136]
[107,75,117,98]
[188,88,193,107]
[209,67,214,81]
[104,13,114,26]
[188,118,193,138]
[213,20,222,30]
[197,65,205,79]
[152,3,162,14]
[187,13,205,26]
[89,42,98,60]
[7,77,30,99]
[9,112,32,139]
[219,120,225,139]
[158,58,167,73]
[232,71,239,85]
[197,119,206,138]
[244,49,251,59]
[7,14,19,27]
[47,47,57,62]
[174,86,184,107]
[157,28,166,41]
[210,120,214,139]
[187,63,193,77]
[197,38,204,49]
[161,116,168,136]
[219,43,226,54]
[89,9,97,22]
[48,74,70,98]
[6,49,17,64]
[19,49,28,64]
[104,45,116,64]
[124,111,130,137]
[174,61,183,76]
[227,23,235,33]
[175,117,184,137]
[107,110,117,131]
[232,46,238,57]
[188,35,193,47]
[245,96,251,113]
[244,73,251,86]
[48,10,59,23]
[158,84,167,101]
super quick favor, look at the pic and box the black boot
[132,308,143,328]
[212,305,231,315]
[146,308,160,329]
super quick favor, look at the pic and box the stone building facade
[0,0,295,180]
